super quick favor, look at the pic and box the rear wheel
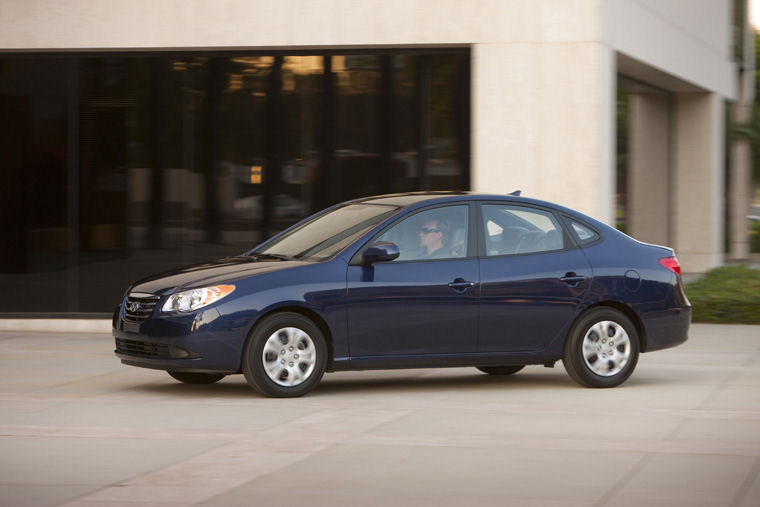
[563,308,639,388]
[242,312,327,398]
[167,371,226,384]
[476,365,525,376]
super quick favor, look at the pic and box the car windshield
[251,203,399,261]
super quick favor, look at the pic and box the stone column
[628,92,671,246]
[729,68,753,260]
[672,92,724,273]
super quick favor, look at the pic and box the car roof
[358,192,472,206]
[356,191,555,210]
[353,191,608,229]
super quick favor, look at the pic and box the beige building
[0,0,752,288]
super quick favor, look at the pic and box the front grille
[115,338,172,359]
[123,293,160,322]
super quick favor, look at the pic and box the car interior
[484,208,564,256]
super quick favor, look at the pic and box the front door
[345,204,479,360]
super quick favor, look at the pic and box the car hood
[129,257,309,296]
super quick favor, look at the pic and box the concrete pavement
[0,324,759,506]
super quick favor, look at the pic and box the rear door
[477,202,592,353]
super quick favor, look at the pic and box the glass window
[427,54,469,191]
[568,219,600,244]
[254,204,397,261]
[376,205,468,261]
[391,55,418,192]
[482,205,565,256]
[0,50,470,314]
[333,55,382,200]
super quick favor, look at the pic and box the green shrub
[751,220,760,253]
[684,265,760,324]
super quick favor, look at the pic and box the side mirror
[362,242,400,263]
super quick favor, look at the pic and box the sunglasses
[420,227,441,234]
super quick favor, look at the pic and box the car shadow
[127,380,255,398]
[314,370,578,395]
[127,368,583,398]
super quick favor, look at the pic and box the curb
[0,320,112,334]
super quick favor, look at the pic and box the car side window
[482,204,565,256]
[567,218,600,245]
[375,205,469,261]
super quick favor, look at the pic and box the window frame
[349,202,477,265]
[475,201,575,258]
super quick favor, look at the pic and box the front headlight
[161,285,236,313]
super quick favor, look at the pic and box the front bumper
[112,304,246,374]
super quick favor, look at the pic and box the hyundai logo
[127,302,141,312]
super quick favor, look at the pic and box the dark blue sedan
[113,192,690,397]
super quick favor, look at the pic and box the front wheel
[563,308,639,388]
[242,312,327,398]
[167,371,226,384]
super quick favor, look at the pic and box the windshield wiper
[247,252,295,261]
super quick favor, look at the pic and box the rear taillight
[658,256,681,277]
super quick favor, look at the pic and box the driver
[418,218,451,258]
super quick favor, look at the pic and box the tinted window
[375,205,469,261]
[0,50,470,314]
[568,218,600,245]
[482,204,565,256]
[254,204,398,260]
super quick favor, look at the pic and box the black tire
[167,371,226,384]
[476,365,525,376]
[242,312,327,398]
[563,307,640,388]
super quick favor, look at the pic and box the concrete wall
[0,0,599,49]
[471,42,615,222]
[602,0,734,98]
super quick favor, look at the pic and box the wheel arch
[240,305,335,373]
[576,301,647,352]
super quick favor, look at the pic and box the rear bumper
[640,305,691,352]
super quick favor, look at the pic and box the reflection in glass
[427,54,469,190]
[333,55,382,200]
[0,50,469,313]
[392,55,419,191]
[0,58,69,312]
[255,203,397,260]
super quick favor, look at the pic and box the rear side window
[567,218,600,245]
[481,204,565,256]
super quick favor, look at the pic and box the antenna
[509,190,521,196]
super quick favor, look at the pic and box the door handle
[560,272,586,286]
[448,278,475,291]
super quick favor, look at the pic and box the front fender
[214,260,349,361]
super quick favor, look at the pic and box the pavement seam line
[594,452,654,507]
[730,455,760,507]
[57,407,415,507]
